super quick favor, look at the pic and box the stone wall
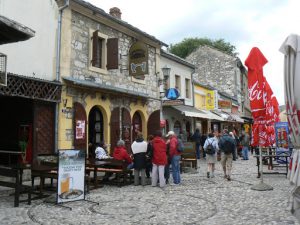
[186,45,240,99]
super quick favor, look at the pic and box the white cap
[166,131,175,137]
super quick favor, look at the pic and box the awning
[63,76,155,100]
[212,110,244,123]
[171,105,211,120]
[201,110,224,121]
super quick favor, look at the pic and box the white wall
[0,0,58,80]
[161,56,194,106]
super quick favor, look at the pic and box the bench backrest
[0,167,18,178]
[181,142,196,159]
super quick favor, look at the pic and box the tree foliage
[169,37,237,58]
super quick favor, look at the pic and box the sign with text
[162,99,184,106]
[166,88,180,100]
[205,90,215,110]
[75,120,85,140]
[218,99,232,109]
[275,122,289,149]
[57,150,85,203]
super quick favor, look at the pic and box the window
[185,78,190,98]
[175,75,181,92]
[89,30,119,73]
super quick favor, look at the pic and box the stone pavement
[0,155,299,225]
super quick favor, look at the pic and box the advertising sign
[57,150,85,203]
[218,99,232,109]
[75,120,85,140]
[275,122,289,149]
[205,90,215,110]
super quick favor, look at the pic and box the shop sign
[129,41,148,79]
[162,99,184,106]
[205,90,215,110]
[166,88,180,100]
[218,100,231,109]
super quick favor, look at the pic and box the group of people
[202,129,250,181]
[90,127,250,186]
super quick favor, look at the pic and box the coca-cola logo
[248,81,267,103]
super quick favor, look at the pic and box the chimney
[109,7,122,19]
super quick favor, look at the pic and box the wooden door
[122,108,131,153]
[73,102,87,151]
[147,110,160,137]
[33,102,55,160]
[110,107,120,155]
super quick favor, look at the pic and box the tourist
[203,133,219,178]
[113,139,133,169]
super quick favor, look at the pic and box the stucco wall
[0,0,58,81]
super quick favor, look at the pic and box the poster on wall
[275,122,289,149]
[57,150,85,204]
[75,120,85,139]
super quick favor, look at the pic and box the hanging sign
[166,88,180,100]
[129,41,148,79]
[57,149,85,204]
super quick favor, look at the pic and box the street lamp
[159,65,171,134]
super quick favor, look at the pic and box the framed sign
[129,41,148,79]
[75,120,85,140]
[57,149,85,204]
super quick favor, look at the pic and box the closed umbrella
[280,34,300,190]
[245,47,273,191]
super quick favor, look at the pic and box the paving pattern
[0,156,299,225]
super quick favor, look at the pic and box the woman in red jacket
[113,140,133,169]
[151,130,167,188]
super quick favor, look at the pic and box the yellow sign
[205,90,215,110]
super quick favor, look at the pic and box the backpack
[222,138,235,154]
[205,140,215,155]
[177,139,184,152]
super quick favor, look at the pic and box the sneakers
[227,176,231,181]
[211,174,215,178]
[207,172,210,178]
[224,175,227,179]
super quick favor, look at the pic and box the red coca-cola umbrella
[245,47,269,147]
[245,47,273,191]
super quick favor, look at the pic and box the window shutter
[107,38,119,69]
[91,30,99,67]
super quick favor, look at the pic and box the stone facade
[186,45,246,113]
[70,11,159,112]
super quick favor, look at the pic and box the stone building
[57,0,167,155]
[186,45,251,132]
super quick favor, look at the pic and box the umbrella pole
[251,146,273,191]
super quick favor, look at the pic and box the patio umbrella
[280,34,300,187]
[245,47,273,191]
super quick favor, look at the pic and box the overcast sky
[87,0,300,105]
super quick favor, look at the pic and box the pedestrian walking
[191,128,202,169]
[151,130,167,188]
[218,129,236,181]
[131,132,148,186]
[203,133,219,178]
[167,131,181,185]
[240,130,250,160]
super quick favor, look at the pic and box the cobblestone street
[0,156,298,225]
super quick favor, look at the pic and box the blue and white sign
[166,88,180,100]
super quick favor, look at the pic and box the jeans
[171,155,181,184]
[196,143,201,159]
[242,146,249,160]
[127,163,134,169]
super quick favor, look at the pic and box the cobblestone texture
[0,156,298,225]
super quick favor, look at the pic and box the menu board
[57,150,85,203]
[275,122,289,149]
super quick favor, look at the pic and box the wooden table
[86,159,112,188]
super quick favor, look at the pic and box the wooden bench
[0,166,31,207]
[86,158,133,187]
[180,142,197,169]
